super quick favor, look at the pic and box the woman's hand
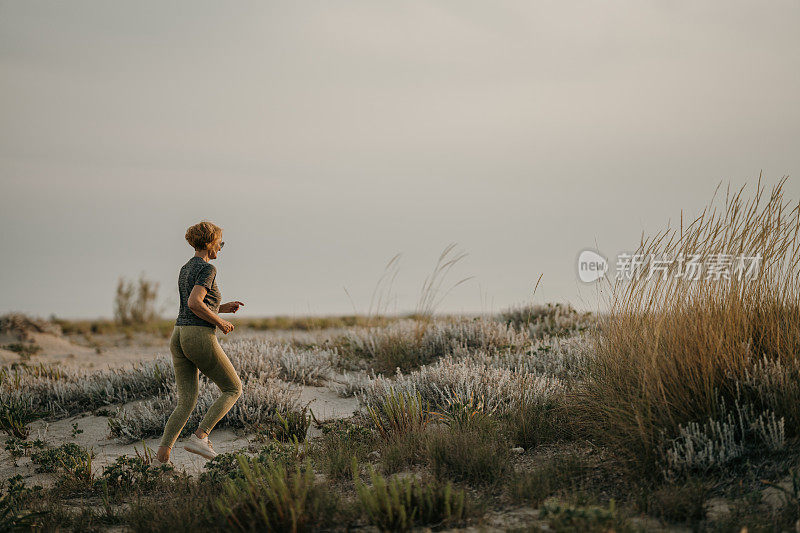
[188,286,237,332]
[219,301,245,313]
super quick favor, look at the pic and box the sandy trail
[0,328,361,486]
[1,385,359,487]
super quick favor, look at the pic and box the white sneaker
[183,434,218,459]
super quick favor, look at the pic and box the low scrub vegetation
[498,301,597,338]
[326,315,530,373]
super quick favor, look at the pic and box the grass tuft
[215,455,335,532]
[352,457,468,530]
[367,387,431,441]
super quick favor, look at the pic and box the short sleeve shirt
[175,256,222,328]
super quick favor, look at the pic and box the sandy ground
[0,328,360,486]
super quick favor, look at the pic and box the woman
[156,221,245,464]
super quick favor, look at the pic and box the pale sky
[1,1,799,320]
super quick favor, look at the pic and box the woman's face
[207,236,224,260]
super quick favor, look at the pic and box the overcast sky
[1,1,798,320]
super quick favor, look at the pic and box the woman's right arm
[188,285,234,333]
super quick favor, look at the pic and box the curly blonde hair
[185,221,223,251]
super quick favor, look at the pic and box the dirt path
[0,329,361,485]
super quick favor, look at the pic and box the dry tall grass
[577,176,800,470]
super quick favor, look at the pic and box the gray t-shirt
[175,256,221,328]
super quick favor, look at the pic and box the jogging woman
[156,221,245,464]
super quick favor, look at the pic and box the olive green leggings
[159,325,243,449]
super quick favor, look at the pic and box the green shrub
[378,428,428,474]
[215,455,335,532]
[426,418,511,486]
[98,454,176,494]
[428,390,497,431]
[367,387,431,441]
[200,452,250,484]
[0,475,45,531]
[31,442,92,474]
[249,406,312,444]
[29,442,96,492]
[0,398,44,439]
[201,441,302,484]
[353,458,467,531]
[318,417,375,441]
[272,408,312,443]
[4,437,45,459]
[311,419,376,480]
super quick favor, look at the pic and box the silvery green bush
[331,317,530,369]
[661,385,786,478]
[0,359,173,420]
[108,376,301,442]
[497,302,598,338]
[221,338,334,385]
[0,338,335,423]
[355,355,564,419]
[450,333,593,383]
